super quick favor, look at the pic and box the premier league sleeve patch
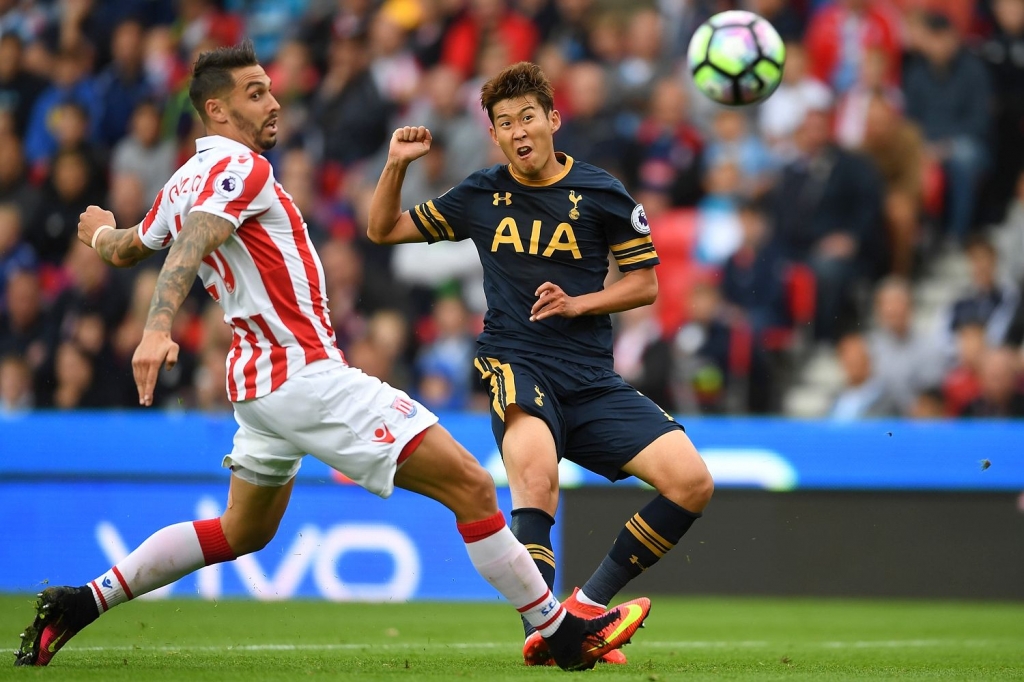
[213,171,244,201]
[631,204,650,234]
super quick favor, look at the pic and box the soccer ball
[687,11,786,107]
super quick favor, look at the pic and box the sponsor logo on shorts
[391,397,418,418]
[372,424,396,444]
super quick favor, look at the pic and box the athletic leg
[393,423,648,670]
[15,474,294,667]
[580,429,713,607]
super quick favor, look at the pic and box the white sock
[458,513,567,637]
[88,519,235,613]
[576,589,606,609]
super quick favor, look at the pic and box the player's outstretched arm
[132,211,234,406]
[367,126,432,245]
[79,206,156,268]
[531,267,658,322]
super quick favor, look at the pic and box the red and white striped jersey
[138,135,343,401]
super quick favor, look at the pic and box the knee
[222,519,278,556]
[449,459,498,516]
[659,462,714,513]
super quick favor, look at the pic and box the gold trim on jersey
[414,204,441,240]
[610,236,654,253]
[508,153,574,187]
[474,357,517,421]
[426,200,455,240]
[616,252,659,266]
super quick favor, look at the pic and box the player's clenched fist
[388,126,432,165]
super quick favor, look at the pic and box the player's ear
[205,98,229,125]
[549,109,561,134]
[489,125,499,145]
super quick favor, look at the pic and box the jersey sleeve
[601,178,660,272]
[137,187,173,251]
[408,180,473,243]
[190,153,275,229]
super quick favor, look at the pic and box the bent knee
[659,461,714,512]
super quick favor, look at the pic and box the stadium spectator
[612,304,674,411]
[93,19,152,146]
[960,345,1024,416]
[672,279,740,414]
[942,236,1020,349]
[0,32,47,137]
[22,45,101,166]
[829,332,899,419]
[554,60,624,172]
[607,8,673,122]
[804,0,901,95]
[415,293,477,411]
[834,47,905,150]
[368,3,423,108]
[857,96,925,277]
[312,33,393,166]
[0,269,49,399]
[867,276,945,415]
[0,151,31,229]
[942,321,987,415]
[903,10,992,244]
[0,203,36,305]
[624,76,704,208]
[976,0,1024,223]
[0,352,33,411]
[768,106,885,343]
[758,41,833,159]
[440,0,538,80]
[26,149,104,266]
[110,99,178,204]
[395,65,492,191]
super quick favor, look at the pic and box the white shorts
[223,360,439,498]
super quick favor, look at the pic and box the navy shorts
[474,351,684,482]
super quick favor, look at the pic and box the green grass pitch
[2,595,1022,680]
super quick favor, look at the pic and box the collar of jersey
[195,134,258,156]
[507,152,573,187]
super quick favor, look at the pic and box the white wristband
[91,225,115,250]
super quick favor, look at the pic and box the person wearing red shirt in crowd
[441,0,538,79]
[805,0,902,94]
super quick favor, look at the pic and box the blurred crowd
[1,0,1024,418]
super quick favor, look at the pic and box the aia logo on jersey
[214,171,244,200]
[391,396,418,418]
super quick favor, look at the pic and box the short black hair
[480,62,554,123]
[188,40,259,123]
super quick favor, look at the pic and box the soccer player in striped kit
[14,41,649,670]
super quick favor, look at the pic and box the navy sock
[581,495,701,606]
[510,508,556,637]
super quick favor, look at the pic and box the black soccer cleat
[545,597,651,671]
[13,586,98,667]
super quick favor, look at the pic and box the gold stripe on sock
[526,544,556,568]
[625,517,671,557]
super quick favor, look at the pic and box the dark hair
[189,40,259,123]
[479,62,554,123]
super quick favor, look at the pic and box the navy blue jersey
[409,153,659,369]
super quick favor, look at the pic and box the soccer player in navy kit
[369,62,714,666]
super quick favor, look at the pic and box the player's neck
[204,124,261,154]
[508,152,569,186]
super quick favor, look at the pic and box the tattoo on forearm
[97,230,151,266]
[145,212,235,333]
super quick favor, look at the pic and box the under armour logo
[534,385,545,407]
[493,192,512,206]
[102,577,113,589]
